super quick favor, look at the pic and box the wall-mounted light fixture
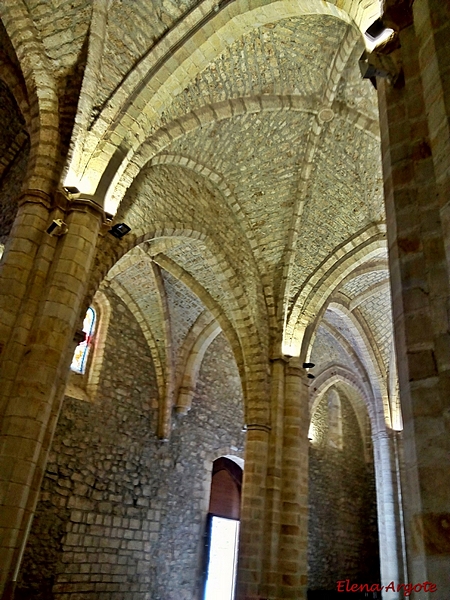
[364,18,394,49]
[46,218,68,237]
[108,223,131,239]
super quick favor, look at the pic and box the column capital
[17,189,52,210]
[67,196,105,220]
[245,423,271,433]
[269,355,290,364]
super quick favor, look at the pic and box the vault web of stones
[109,254,169,376]
[325,306,383,380]
[334,265,393,375]
[118,164,256,287]
[165,110,314,275]
[116,160,269,344]
[323,303,390,425]
[356,288,393,371]
[341,269,389,297]
[96,0,200,113]
[71,0,378,195]
[161,269,205,358]
[288,118,384,310]
[310,325,356,374]
[309,317,383,432]
[159,15,347,130]
[22,0,92,77]
[315,319,372,388]
[335,39,380,122]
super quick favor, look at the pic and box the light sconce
[108,223,131,239]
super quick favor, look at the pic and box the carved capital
[17,189,53,209]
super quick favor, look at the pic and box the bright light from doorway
[204,516,239,600]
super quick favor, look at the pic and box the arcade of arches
[0,0,449,599]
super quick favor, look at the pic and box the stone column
[372,430,401,599]
[236,423,270,600]
[0,196,104,598]
[277,359,309,600]
[0,190,55,403]
[378,6,450,596]
[261,358,287,599]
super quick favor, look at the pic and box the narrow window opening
[71,306,96,374]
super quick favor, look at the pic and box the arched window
[71,306,96,374]
[66,291,111,403]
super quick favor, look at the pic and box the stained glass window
[71,307,96,374]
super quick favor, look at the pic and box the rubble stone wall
[16,289,244,600]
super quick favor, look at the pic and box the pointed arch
[175,312,222,415]
[0,0,60,191]
[284,225,387,355]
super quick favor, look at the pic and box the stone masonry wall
[308,393,380,593]
[16,289,244,600]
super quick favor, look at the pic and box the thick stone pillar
[411,0,450,271]
[237,357,309,600]
[277,360,309,600]
[236,424,270,600]
[0,191,55,402]
[261,358,287,599]
[378,6,450,596]
[0,196,104,598]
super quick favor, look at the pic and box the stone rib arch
[349,278,390,311]
[72,0,376,194]
[0,46,30,133]
[107,278,166,414]
[91,213,268,396]
[153,253,269,426]
[65,0,111,181]
[326,301,390,428]
[316,318,373,388]
[148,153,278,338]
[300,257,389,361]
[149,153,257,251]
[99,96,379,218]
[175,312,221,415]
[309,365,375,443]
[104,94,315,214]
[275,23,361,339]
[284,224,386,354]
[115,162,269,355]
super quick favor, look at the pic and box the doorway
[203,457,243,600]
